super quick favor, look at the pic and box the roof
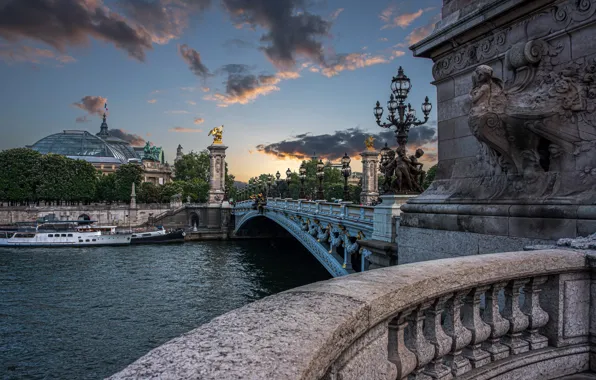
[30,130,141,164]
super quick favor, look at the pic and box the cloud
[147,99,157,103]
[117,0,211,45]
[72,96,107,116]
[0,44,76,65]
[276,70,301,79]
[165,110,190,114]
[169,127,203,133]
[391,50,406,59]
[381,9,425,29]
[405,14,440,45]
[255,126,437,161]
[0,0,154,61]
[223,38,256,49]
[330,8,344,20]
[178,44,210,79]
[378,37,389,42]
[319,53,389,77]
[204,64,281,106]
[221,0,331,69]
[194,117,205,124]
[201,86,210,92]
[109,129,146,146]
[186,100,196,105]
[150,89,161,94]
[75,115,91,123]
[180,87,195,91]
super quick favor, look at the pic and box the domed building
[30,114,172,184]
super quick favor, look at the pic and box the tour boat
[130,226,186,245]
[0,221,132,247]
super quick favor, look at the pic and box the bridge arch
[189,212,200,229]
[235,210,348,277]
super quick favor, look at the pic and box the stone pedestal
[371,194,417,243]
[360,150,379,205]
[399,0,596,263]
[207,144,227,205]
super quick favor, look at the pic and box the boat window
[61,234,67,237]
[85,239,90,242]
[142,233,152,237]
[68,234,73,237]
[92,239,96,242]
[48,234,53,237]
[0,232,6,238]
[131,234,137,238]
[14,233,35,238]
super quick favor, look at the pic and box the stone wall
[400,0,596,262]
[0,203,172,227]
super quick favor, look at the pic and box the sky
[0,0,441,182]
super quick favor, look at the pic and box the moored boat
[130,226,186,245]
[0,221,132,247]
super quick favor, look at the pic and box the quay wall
[0,203,172,227]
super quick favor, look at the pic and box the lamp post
[285,168,292,198]
[299,162,307,199]
[275,171,282,198]
[373,66,432,193]
[316,159,325,201]
[341,153,352,202]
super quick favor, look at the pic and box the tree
[138,182,160,203]
[0,148,42,204]
[174,151,209,182]
[96,174,118,203]
[159,181,184,203]
[114,164,143,202]
[181,178,209,202]
[423,164,437,190]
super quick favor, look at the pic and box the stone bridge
[233,199,375,277]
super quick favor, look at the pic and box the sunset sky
[0,0,440,182]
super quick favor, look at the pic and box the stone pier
[359,149,380,205]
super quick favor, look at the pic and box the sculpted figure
[470,65,506,116]
[380,149,397,193]
[408,148,426,187]
[208,125,224,144]
[394,147,423,193]
[364,136,375,151]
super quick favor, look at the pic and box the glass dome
[30,130,140,163]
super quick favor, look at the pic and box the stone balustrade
[109,249,594,380]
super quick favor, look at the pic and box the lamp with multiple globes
[341,153,352,202]
[299,162,307,199]
[316,159,325,200]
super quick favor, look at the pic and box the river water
[0,240,331,379]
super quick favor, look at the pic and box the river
[0,240,332,379]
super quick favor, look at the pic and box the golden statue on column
[208,125,224,145]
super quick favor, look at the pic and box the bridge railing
[109,249,592,380]
[257,198,374,224]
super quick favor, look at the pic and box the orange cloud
[321,53,388,77]
[72,96,107,116]
[390,50,406,59]
[201,87,210,92]
[147,99,157,103]
[194,117,205,124]
[405,15,440,45]
[169,127,203,133]
[0,45,76,65]
[186,100,196,105]
[165,110,190,114]
[330,8,344,20]
[276,71,301,79]
[382,9,424,29]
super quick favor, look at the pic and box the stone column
[207,144,228,205]
[360,149,379,205]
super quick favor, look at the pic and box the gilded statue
[364,136,375,151]
[208,125,224,144]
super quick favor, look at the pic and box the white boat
[0,221,132,247]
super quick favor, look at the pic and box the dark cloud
[75,115,91,123]
[72,96,107,116]
[117,0,211,44]
[178,44,210,78]
[205,64,280,106]
[221,0,331,69]
[109,129,146,146]
[256,126,437,161]
[0,0,153,61]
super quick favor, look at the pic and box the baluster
[389,310,417,379]
[462,286,491,368]
[481,282,510,361]
[423,295,453,380]
[405,302,434,379]
[360,207,365,219]
[502,279,530,354]
[521,276,549,350]
[444,290,472,376]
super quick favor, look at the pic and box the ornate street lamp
[299,162,307,199]
[266,174,273,198]
[285,168,292,198]
[275,170,282,197]
[374,66,432,150]
[341,153,352,202]
[316,159,325,200]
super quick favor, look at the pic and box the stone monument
[399,0,596,263]
[207,125,227,205]
[360,136,380,205]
